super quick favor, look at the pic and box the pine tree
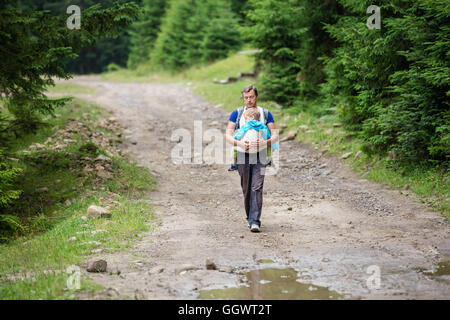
[244,0,305,106]
[127,0,167,69]
[12,0,141,74]
[150,0,242,70]
[150,0,194,69]
[202,0,242,62]
[0,1,140,128]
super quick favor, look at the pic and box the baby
[229,108,272,171]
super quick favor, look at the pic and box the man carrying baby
[225,85,278,233]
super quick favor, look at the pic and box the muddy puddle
[199,267,345,300]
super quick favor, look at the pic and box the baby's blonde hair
[243,108,260,121]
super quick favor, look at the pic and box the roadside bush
[0,151,22,209]
[322,0,450,165]
[106,63,121,72]
[0,150,23,240]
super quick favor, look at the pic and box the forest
[1,0,449,235]
[0,0,449,302]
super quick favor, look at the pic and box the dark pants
[237,152,267,227]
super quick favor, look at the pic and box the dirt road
[56,76,449,299]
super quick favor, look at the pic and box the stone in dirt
[205,258,217,270]
[91,229,108,235]
[106,287,120,298]
[148,266,165,275]
[219,266,233,273]
[134,289,146,300]
[175,264,199,275]
[87,205,112,218]
[94,154,112,163]
[298,125,309,131]
[341,152,353,159]
[87,259,107,273]
[96,168,112,179]
[281,130,297,142]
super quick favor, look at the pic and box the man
[226,85,278,233]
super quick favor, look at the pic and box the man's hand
[250,139,267,150]
[240,140,250,151]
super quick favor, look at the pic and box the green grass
[181,53,255,81]
[0,98,157,299]
[0,273,103,300]
[46,82,96,95]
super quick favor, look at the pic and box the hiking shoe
[250,224,260,233]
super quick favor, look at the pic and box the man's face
[242,90,257,108]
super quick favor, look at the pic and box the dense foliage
[243,0,304,105]
[0,0,139,130]
[150,0,242,70]
[245,0,449,166]
[245,0,341,103]
[13,0,142,73]
[0,0,139,228]
[127,0,167,69]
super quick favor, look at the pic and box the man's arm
[226,121,249,151]
[266,122,278,147]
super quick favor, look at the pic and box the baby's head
[243,108,260,122]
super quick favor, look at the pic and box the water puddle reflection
[199,267,344,300]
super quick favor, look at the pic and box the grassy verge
[0,97,156,299]
[47,82,96,95]
[100,50,448,218]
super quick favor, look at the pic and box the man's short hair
[241,85,258,97]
